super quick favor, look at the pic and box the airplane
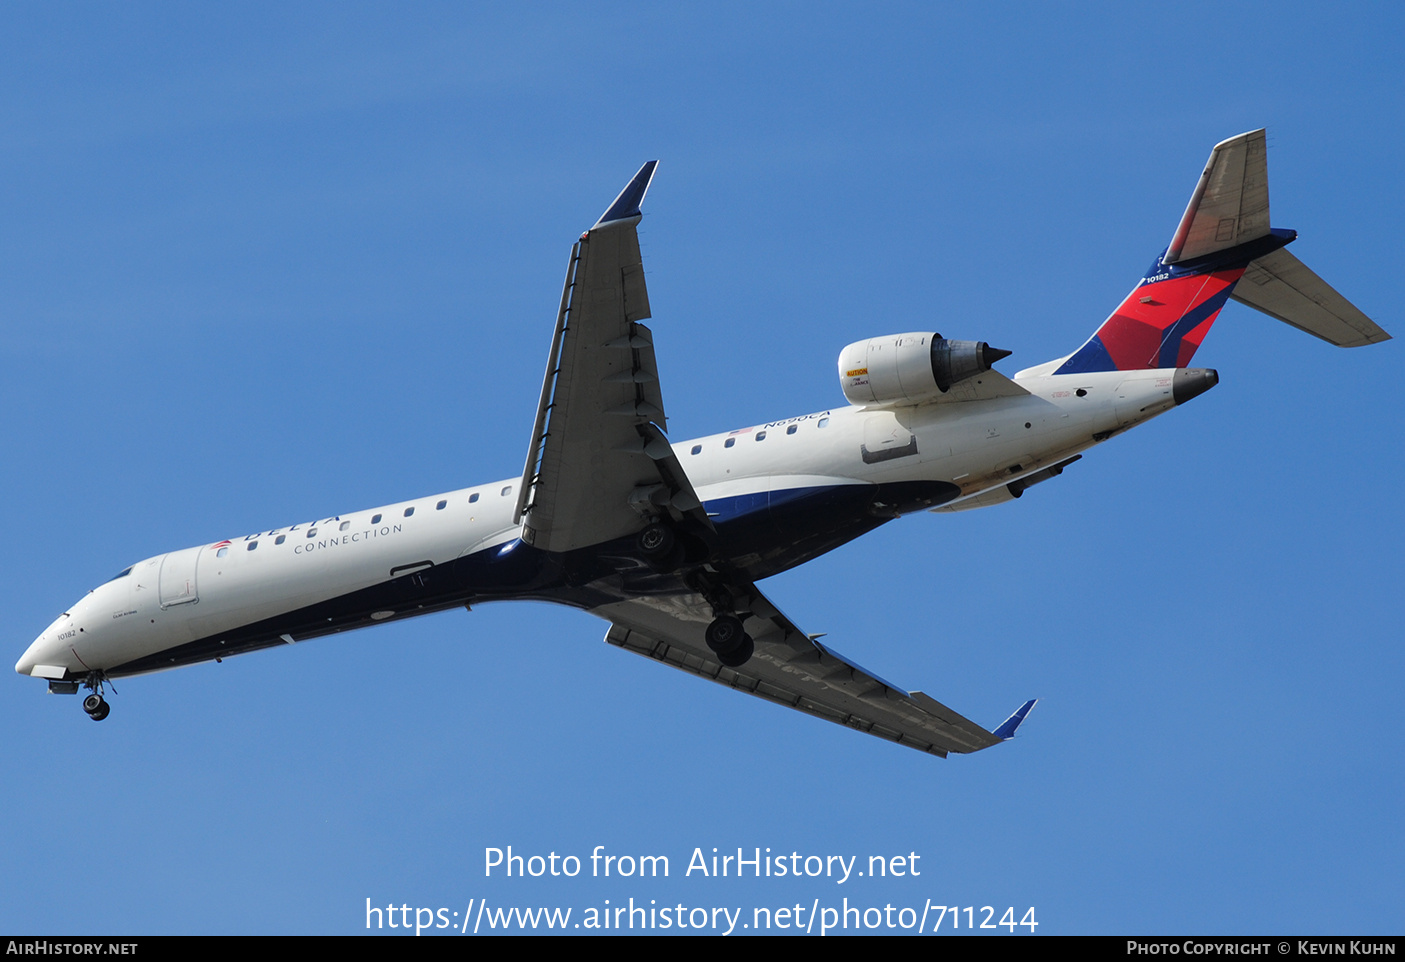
[15,129,1389,758]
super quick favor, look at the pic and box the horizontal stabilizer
[993,698,1038,740]
[1231,247,1390,347]
[1164,129,1270,265]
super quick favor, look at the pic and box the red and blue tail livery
[1055,231,1290,375]
[1056,129,1386,375]
[1056,255,1249,374]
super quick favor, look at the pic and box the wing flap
[620,263,651,322]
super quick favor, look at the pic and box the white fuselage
[16,367,1178,682]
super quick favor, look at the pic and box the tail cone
[1172,368,1219,405]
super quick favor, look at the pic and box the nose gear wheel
[81,673,112,721]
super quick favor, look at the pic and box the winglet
[992,698,1038,741]
[593,160,659,229]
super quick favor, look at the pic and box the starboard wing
[595,581,1029,758]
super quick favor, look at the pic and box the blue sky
[3,4,1401,936]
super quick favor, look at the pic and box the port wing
[514,162,711,552]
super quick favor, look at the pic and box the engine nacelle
[838,332,1011,406]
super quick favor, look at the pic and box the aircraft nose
[16,615,76,680]
[16,635,44,676]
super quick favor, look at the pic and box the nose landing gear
[81,673,111,721]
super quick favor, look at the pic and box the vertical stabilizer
[1054,129,1387,376]
[1054,254,1253,375]
[1057,130,1313,375]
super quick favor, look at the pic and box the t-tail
[1055,129,1389,377]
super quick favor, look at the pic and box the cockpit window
[105,567,133,583]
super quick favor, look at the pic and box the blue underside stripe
[703,484,846,523]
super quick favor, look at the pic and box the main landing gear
[640,521,754,667]
[81,673,111,721]
[636,522,684,573]
[688,575,756,669]
[705,613,755,669]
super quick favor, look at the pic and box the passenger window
[469,493,479,503]
[371,514,381,524]
[691,445,702,455]
[787,424,797,435]
[756,431,766,441]
[404,507,414,518]
[725,438,735,448]
[818,417,829,428]
[436,500,447,510]
[339,521,350,531]
[275,535,286,545]
[217,547,229,558]
[247,542,258,551]
[307,529,317,538]
[501,485,511,496]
